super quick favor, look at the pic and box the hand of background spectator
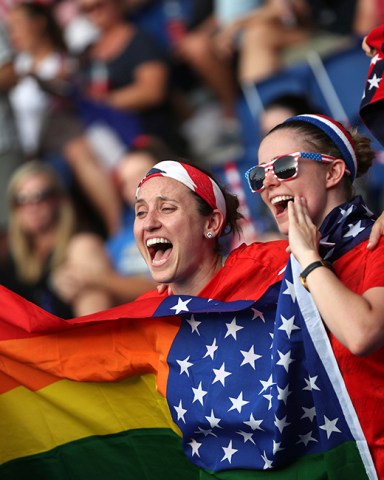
[50,264,90,303]
[362,35,376,57]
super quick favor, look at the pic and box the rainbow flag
[0,288,198,479]
[0,258,377,480]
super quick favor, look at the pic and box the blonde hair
[7,161,76,284]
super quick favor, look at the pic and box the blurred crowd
[0,0,383,318]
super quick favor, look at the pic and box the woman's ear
[325,159,347,188]
[205,209,225,238]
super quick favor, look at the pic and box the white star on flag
[320,416,341,439]
[301,406,316,422]
[213,362,231,386]
[368,73,382,90]
[276,349,295,372]
[259,374,275,393]
[363,204,374,217]
[261,450,273,469]
[297,430,318,446]
[371,53,381,65]
[177,355,193,376]
[343,221,365,238]
[170,297,192,314]
[240,345,262,369]
[204,338,218,359]
[251,308,265,322]
[283,279,296,303]
[278,315,300,339]
[188,438,202,457]
[303,375,321,391]
[337,205,354,223]
[221,440,237,463]
[236,430,255,444]
[243,413,264,431]
[277,384,292,405]
[273,441,284,454]
[225,316,244,339]
[194,426,217,438]
[263,392,273,410]
[228,391,249,413]
[192,381,208,405]
[205,409,223,429]
[186,314,201,334]
[263,393,273,410]
[174,399,187,423]
[274,414,291,434]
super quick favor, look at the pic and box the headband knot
[136,161,227,220]
[284,114,358,179]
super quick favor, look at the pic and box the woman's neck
[170,255,223,297]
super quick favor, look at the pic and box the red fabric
[139,240,289,303]
[331,239,384,477]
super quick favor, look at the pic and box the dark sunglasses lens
[248,167,265,192]
[14,189,57,207]
[273,156,297,180]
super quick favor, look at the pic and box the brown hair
[268,120,375,199]
[186,165,244,243]
[14,2,67,53]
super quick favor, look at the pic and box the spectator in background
[7,2,122,236]
[50,136,172,313]
[0,23,23,238]
[0,161,93,318]
[259,93,320,136]
[213,0,312,84]
[169,0,244,164]
[75,0,181,151]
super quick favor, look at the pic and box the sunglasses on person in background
[245,151,348,193]
[13,188,58,208]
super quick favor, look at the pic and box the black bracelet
[299,260,333,291]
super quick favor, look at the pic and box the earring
[206,232,214,239]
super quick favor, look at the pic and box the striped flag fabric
[360,24,384,146]
[0,269,376,479]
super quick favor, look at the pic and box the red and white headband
[137,160,227,219]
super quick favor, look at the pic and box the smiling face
[258,129,332,235]
[134,176,219,295]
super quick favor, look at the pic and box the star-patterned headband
[284,114,358,180]
[136,160,227,220]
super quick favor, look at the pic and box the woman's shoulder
[226,239,289,264]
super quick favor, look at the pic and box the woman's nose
[142,209,161,230]
[262,169,280,189]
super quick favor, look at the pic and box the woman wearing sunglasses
[246,113,384,477]
[1,144,384,477]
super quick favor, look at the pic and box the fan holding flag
[250,113,384,478]
[1,137,384,479]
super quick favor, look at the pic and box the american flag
[154,197,376,475]
[360,24,384,147]
[155,286,371,473]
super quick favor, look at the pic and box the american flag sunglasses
[245,151,344,193]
